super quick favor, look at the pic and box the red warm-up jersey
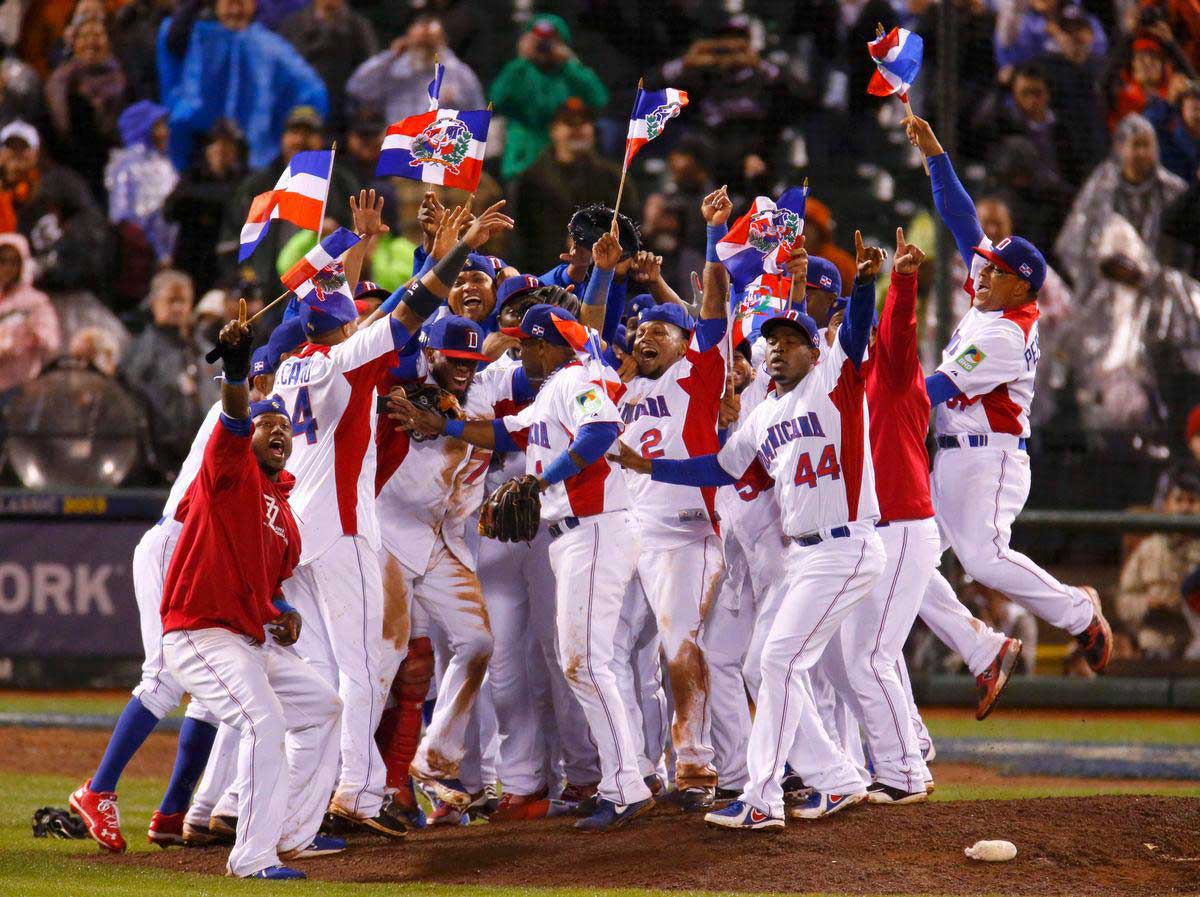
[864,269,935,524]
[161,414,302,642]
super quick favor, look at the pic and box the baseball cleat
[679,786,715,813]
[713,787,742,806]
[975,637,1022,720]
[245,865,306,880]
[866,782,929,805]
[428,800,468,826]
[328,796,410,839]
[1075,587,1112,672]
[147,810,185,847]
[69,781,126,853]
[643,774,665,796]
[704,800,784,831]
[781,773,811,806]
[786,789,867,820]
[468,784,501,820]
[574,797,655,833]
[925,779,936,794]
[181,820,223,847]
[490,789,552,822]
[385,782,427,830]
[209,814,237,839]
[416,775,473,810]
[559,781,598,804]
[280,835,346,860]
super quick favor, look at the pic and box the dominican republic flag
[867,27,924,101]
[239,150,333,261]
[623,87,689,169]
[716,186,808,291]
[280,227,360,294]
[376,108,491,191]
[731,274,791,346]
[427,61,445,110]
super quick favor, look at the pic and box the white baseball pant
[426,618,500,795]
[917,568,1007,675]
[803,661,866,773]
[932,447,1094,635]
[163,629,341,877]
[740,530,886,819]
[549,511,651,807]
[286,534,387,819]
[379,537,493,783]
[896,659,935,763]
[634,535,724,788]
[130,524,217,724]
[615,576,668,781]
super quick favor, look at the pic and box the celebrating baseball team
[62,107,1116,880]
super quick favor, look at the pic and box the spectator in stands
[995,0,1108,71]
[109,0,173,101]
[279,0,379,133]
[1117,466,1200,659]
[346,15,482,128]
[121,268,214,470]
[970,64,1077,184]
[1144,80,1200,182]
[802,198,856,291]
[916,0,997,138]
[640,193,703,296]
[0,120,111,293]
[511,97,633,274]
[105,100,178,274]
[650,133,716,262]
[45,12,128,200]
[68,325,121,376]
[0,58,45,128]
[343,109,390,200]
[491,14,608,182]
[1039,5,1109,184]
[1154,405,1200,507]
[1107,30,1196,129]
[0,233,60,393]
[157,0,329,171]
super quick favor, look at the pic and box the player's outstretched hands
[351,188,390,238]
[893,227,926,275]
[417,190,445,244]
[463,200,515,249]
[701,185,733,226]
[387,392,445,439]
[784,234,808,283]
[631,250,663,285]
[608,439,652,475]
[855,230,886,282]
[902,114,944,158]
[268,606,302,647]
[592,222,622,272]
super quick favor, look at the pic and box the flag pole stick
[612,78,644,229]
[787,177,810,313]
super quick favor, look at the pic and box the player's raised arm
[218,299,253,420]
[700,185,732,321]
[876,227,926,389]
[345,188,390,292]
[903,115,983,269]
[580,222,621,335]
[841,231,883,369]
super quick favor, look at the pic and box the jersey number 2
[793,444,841,488]
[292,387,319,445]
[639,428,665,459]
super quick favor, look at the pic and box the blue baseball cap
[462,252,496,279]
[973,236,1046,293]
[501,302,576,346]
[250,345,273,379]
[626,293,656,318]
[298,291,357,337]
[250,393,291,423]
[806,256,841,295]
[638,303,694,333]
[266,316,306,363]
[355,279,389,300]
[759,308,820,348]
[425,314,490,361]
[496,273,542,309]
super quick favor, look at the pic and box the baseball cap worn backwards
[426,314,490,362]
[973,236,1046,293]
[759,309,820,347]
[502,303,575,346]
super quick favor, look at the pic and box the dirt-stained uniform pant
[163,629,341,877]
[379,535,493,783]
[548,510,651,808]
[615,576,668,782]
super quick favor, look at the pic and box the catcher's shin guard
[377,637,435,789]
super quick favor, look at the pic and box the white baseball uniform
[617,321,727,789]
[499,359,649,808]
[375,357,494,785]
[274,314,411,819]
[714,334,886,817]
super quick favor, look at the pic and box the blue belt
[935,434,1027,451]
[788,525,850,547]
[156,516,166,526]
[548,517,582,539]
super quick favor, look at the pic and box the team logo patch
[749,808,770,823]
[1019,262,1033,276]
[575,387,603,416]
[644,101,684,140]
[954,344,986,372]
[747,208,802,255]
[531,324,545,337]
[410,118,472,173]
[819,275,833,288]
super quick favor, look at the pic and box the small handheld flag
[867,25,924,102]
[427,61,445,110]
[280,227,360,294]
[623,86,689,169]
[716,186,809,291]
[377,108,491,192]
[239,150,334,261]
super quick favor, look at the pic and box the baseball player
[393,299,654,834]
[272,200,514,836]
[904,115,1113,677]
[160,305,342,880]
[615,237,888,829]
[67,335,302,852]
[606,186,735,810]
[374,315,496,812]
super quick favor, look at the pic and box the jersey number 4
[291,387,319,445]
[793,444,841,488]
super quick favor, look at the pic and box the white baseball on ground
[965,840,1018,862]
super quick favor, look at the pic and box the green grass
[0,693,181,718]
[922,708,1200,745]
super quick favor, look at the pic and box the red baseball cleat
[69,780,126,853]
[490,789,552,822]
[1075,586,1112,673]
[975,637,1022,721]
[148,810,186,848]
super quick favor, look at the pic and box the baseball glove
[403,381,462,442]
[32,807,88,840]
[479,474,542,542]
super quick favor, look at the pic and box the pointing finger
[238,297,247,324]
[854,229,864,255]
[896,226,906,252]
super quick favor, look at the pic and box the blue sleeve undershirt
[837,276,875,369]
[490,418,521,453]
[925,371,962,406]
[694,316,726,352]
[219,412,252,435]
[651,454,737,486]
[928,152,984,270]
[541,421,619,485]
